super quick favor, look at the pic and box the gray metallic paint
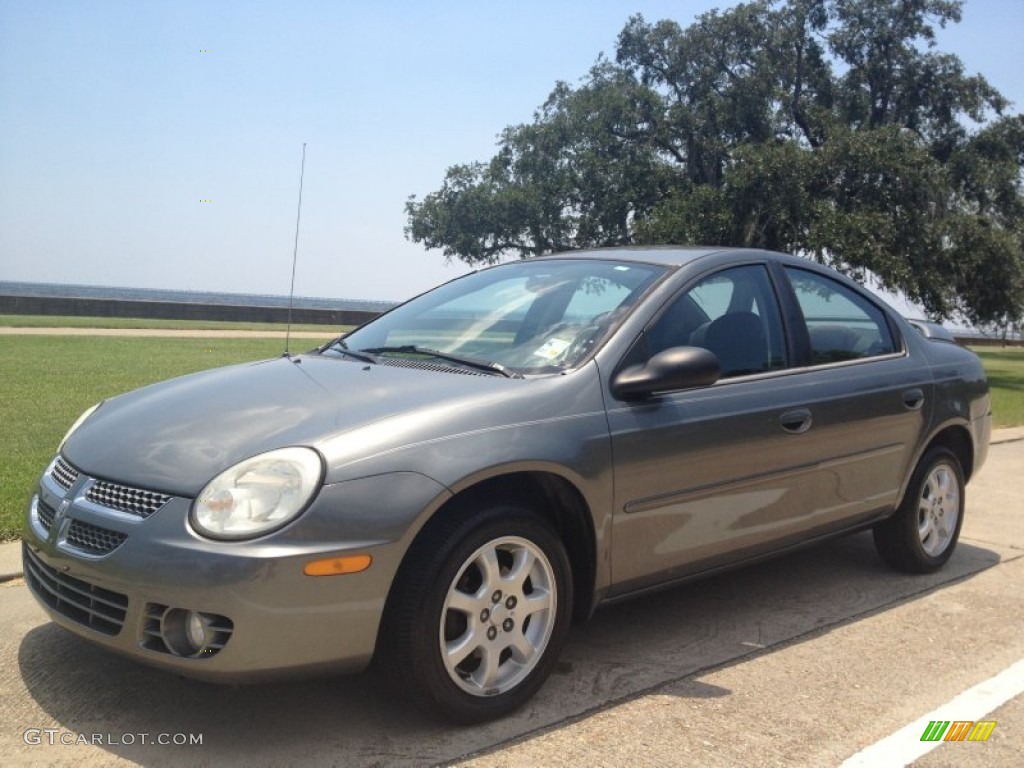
[603,351,934,593]
[23,246,991,682]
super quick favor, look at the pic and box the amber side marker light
[303,555,373,576]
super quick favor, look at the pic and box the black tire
[377,503,573,723]
[873,446,965,573]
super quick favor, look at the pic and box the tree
[405,0,1024,326]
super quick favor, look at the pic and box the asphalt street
[1,431,1021,767]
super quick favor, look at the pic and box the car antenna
[284,142,307,360]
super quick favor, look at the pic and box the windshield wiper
[325,339,378,364]
[359,346,522,379]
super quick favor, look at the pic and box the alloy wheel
[439,535,557,696]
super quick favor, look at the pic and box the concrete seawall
[0,295,380,327]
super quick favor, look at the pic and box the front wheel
[378,504,572,723]
[873,447,965,573]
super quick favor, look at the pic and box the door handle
[779,408,812,434]
[902,388,925,411]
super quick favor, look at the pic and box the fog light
[143,603,234,659]
[161,608,222,657]
[186,611,207,648]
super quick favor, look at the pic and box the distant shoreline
[0,282,389,327]
[0,280,396,314]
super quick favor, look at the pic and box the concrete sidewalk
[0,327,338,339]
[0,541,19,582]
[2,425,1022,584]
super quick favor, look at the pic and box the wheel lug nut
[487,626,497,640]
[502,618,514,632]
[480,608,490,622]
[505,596,517,609]
[491,590,502,604]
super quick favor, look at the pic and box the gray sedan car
[24,247,990,722]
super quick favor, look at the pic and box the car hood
[62,354,527,496]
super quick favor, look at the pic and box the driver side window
[647,265,787,378]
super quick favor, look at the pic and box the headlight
[190,447,324,540]
[58,402,102,451]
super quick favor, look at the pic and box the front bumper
[23,458,448,682]
[971,410,992,478]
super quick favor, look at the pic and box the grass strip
[0,314,350,333]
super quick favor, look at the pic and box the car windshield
[333,258,667,375]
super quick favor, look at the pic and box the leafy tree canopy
[406,0,1024,326]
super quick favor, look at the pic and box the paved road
[1,436,1021,767]
[0,327,338,339]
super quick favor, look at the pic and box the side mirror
[611,346,721,400]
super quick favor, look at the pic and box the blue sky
[1,0,1021,302]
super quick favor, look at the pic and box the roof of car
[539,245,741,267]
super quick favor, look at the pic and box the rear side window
[785,268,896,364]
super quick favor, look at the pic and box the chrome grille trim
[65,520,128,556]
[86,480,171,518]
[23,545,128,636]
[37,499,56,533]
[51,457,79,490]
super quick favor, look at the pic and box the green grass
[0,336,285,540]
[973,347,1024,428]
[0,314,346,333]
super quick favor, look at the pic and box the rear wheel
[873,447,965,573]
[379,503,572,723]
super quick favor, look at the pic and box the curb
[991,425,1024,445]
[0,540,22,583]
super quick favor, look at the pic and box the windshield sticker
[534,338,571,360]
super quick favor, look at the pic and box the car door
[773,265,934,526]
[605,262,930,596]
[607,263,813,594]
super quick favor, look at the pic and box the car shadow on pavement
[17,532,1001,767]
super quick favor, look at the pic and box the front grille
[23,545,128,636]
[86,480,170,518]
[65,520,128,556]
[37,499,56,532]
[51,457,79,490]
